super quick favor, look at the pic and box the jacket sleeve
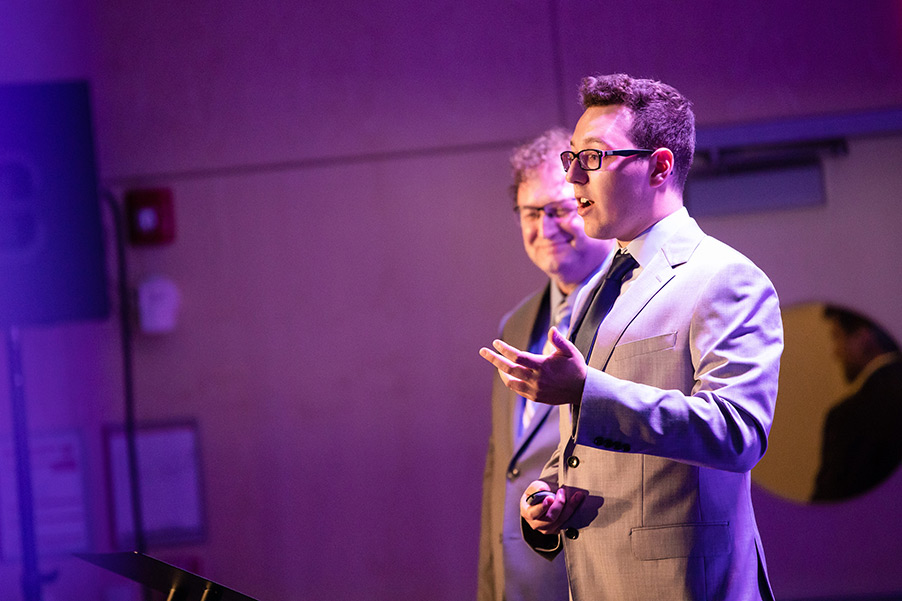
[575,259,783,473]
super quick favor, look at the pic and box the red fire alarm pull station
[124,188,175,245]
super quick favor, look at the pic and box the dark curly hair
[508,127,571,207]
[579,74,695,191]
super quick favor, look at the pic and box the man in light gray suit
[480,74,783,600]
[478,129,614,601]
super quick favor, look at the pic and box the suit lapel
[504,285,548,351]
[503,285,550,452]
[567,250,614,344]
[509,402,554,477]
[568,270,603,344]
[519,403,553,439]
[588,218,706,372]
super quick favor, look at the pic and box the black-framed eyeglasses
[560,148,654,171]
[514,200,578,223]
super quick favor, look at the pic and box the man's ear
[649,148,674,188]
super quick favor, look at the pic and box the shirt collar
[847,352,902,395]
[549,280,567,312]
[621,206,691,268]
[551,257,610,310]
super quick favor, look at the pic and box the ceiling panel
[555,0,902,128]
[90,0,565,179]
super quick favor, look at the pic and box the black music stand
[76,552,259,601]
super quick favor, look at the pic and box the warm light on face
[566,105,656,242]
[516,160,615,291]
[515,199,579,225]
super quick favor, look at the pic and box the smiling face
[566,104,659,243]
[517,159,613,293]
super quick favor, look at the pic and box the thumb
[548,326,577,357]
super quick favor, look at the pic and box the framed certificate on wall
[105,420,205,549]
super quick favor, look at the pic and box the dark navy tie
[571,251,639,360]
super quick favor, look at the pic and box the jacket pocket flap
[630,522,731,560]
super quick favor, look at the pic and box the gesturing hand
[479,326,587,406]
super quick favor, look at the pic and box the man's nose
[537,212,559,238]
[565,160,588,185]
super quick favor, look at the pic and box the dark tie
[571,250,639,360]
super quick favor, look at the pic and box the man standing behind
[478,128,613,601]
[480,74,783,600]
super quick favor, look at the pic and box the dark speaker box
[0,80,109,326]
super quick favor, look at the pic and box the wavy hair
[509,127,571,206]
[579,74,695,191]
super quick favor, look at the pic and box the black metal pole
[103,191,154,601]
[103,191,147,554]
[7,326,42,601]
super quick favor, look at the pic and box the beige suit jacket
[526,217,783,601]
[479,285,570,601]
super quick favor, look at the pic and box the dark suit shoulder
[836,359,902,418]
[498,284,550,340]
[812,358,902,501]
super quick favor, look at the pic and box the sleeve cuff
[521,517,563,560]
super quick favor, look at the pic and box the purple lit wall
[2,1,902,600]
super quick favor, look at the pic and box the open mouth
[578,197,594,210]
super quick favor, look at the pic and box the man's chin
[582,224,609,240]
[537,257,566,277]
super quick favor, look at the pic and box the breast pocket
[609,332,677,362]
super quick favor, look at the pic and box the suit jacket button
[567,456,580,468]
[564,528,579,539]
